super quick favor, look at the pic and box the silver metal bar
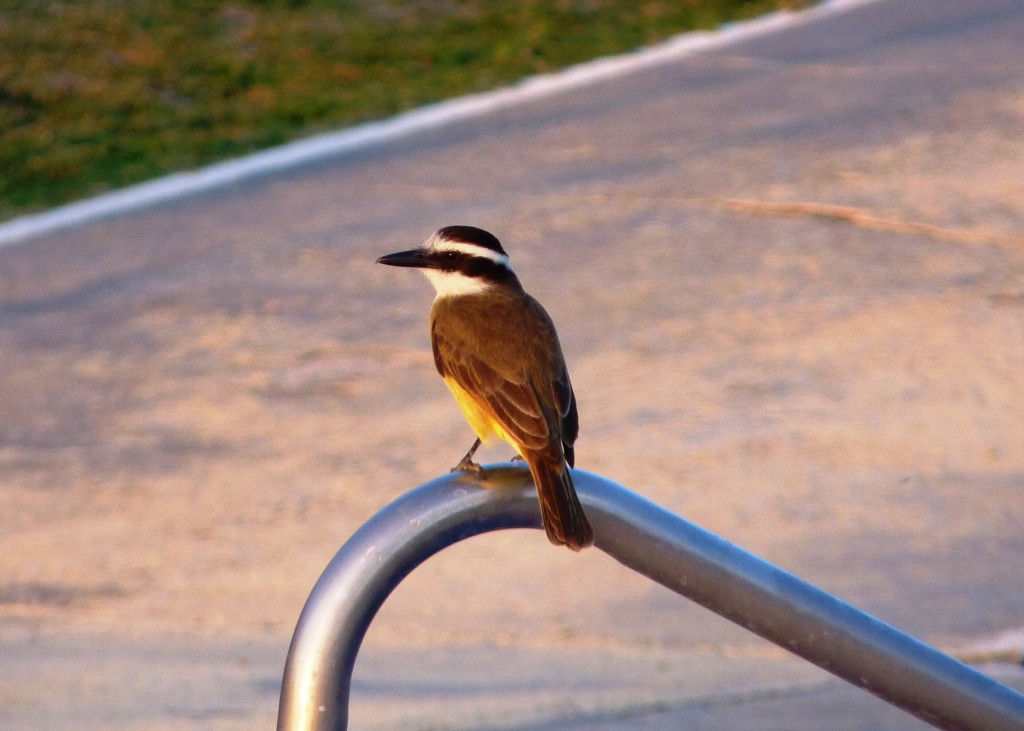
[277,465,1024,730]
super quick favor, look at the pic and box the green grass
[0,0,811,220]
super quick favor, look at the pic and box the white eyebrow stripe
[429,239,510,267]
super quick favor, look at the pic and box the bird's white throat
[423,268,494,298]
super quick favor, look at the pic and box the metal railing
[277,464,1024,730]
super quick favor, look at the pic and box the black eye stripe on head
[430,250,516,284]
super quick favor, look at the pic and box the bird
[376,225,593,550]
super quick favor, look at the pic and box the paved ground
[2,0,1023,728]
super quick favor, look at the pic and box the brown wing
[552,360,578,467]
[432,323,556,456]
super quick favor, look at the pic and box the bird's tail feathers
[530,459,593,551]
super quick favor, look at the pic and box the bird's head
[377,225,517,297]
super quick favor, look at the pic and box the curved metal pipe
[277,465,1024,731]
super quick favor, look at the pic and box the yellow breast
[442,376,523,457]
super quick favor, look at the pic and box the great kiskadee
[377,225,593,550]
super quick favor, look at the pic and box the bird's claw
[451,457,485,477]
[451,438,484,476]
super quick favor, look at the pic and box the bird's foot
[450,438,485,477]
[451,456,485,477]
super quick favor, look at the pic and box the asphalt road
[2,0,1023,729]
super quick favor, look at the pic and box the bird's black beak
[376,248,432,268]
